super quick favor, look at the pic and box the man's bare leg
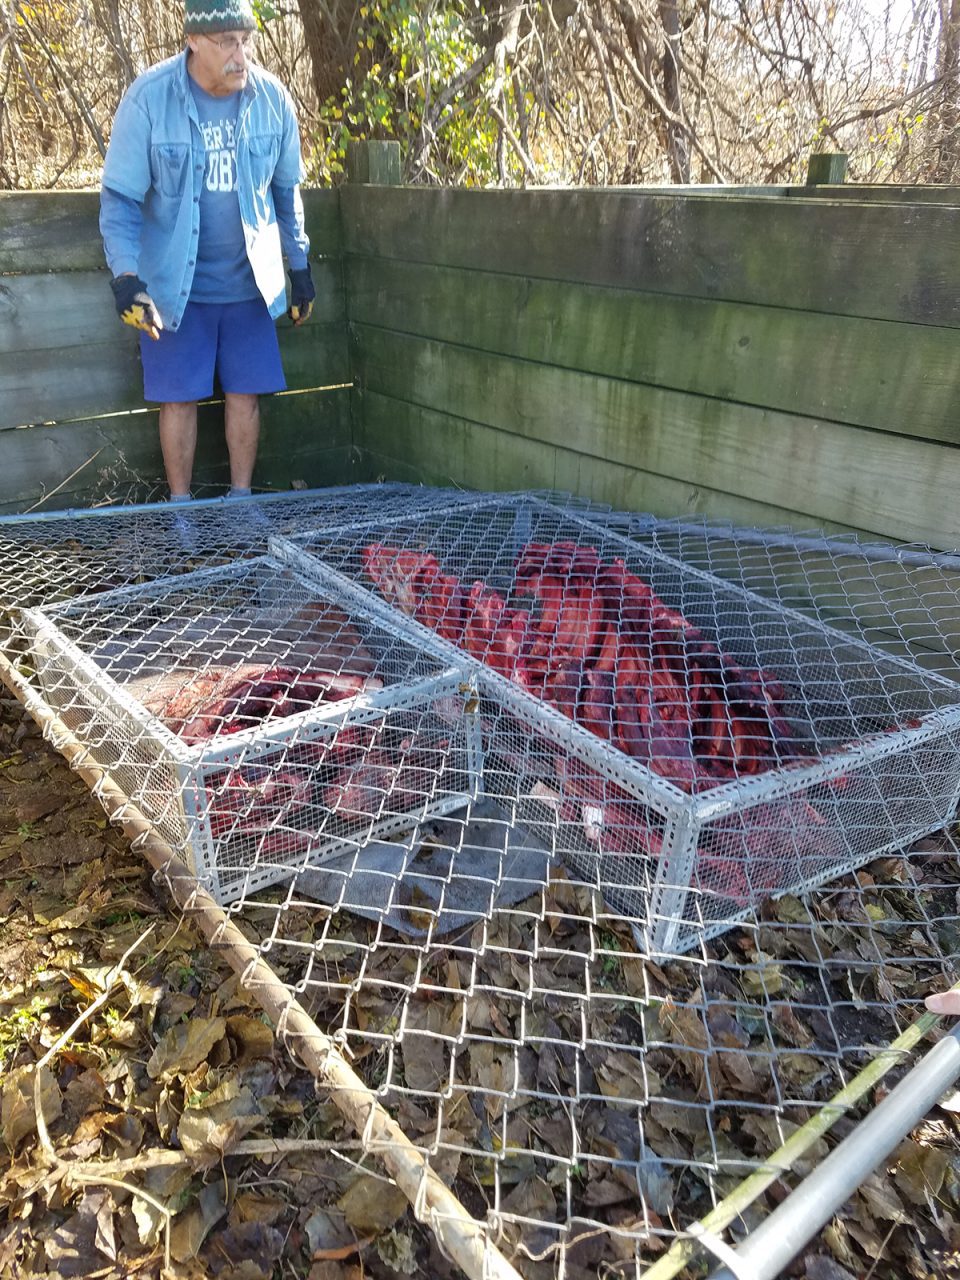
[224,392,260,492]
[159,401,198,498]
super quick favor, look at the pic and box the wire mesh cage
[279,494,960,952]
[0,483,476,611]
[3,488,960,1280]
[16,553,481,903]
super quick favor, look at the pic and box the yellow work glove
[110,274,163,341]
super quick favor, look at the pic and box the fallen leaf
[2,1064,62,1151]
[308,1262,364,1280]
[103,1110,145,1159]
[402,1001,458,1093]
[771,1003,815,1048]
[16,791,63,823]
[582,1176,635,1208]
[62,1067,106,1127]
[893,1138,949,1205]
[98,1016,141,1047]
[740,959,784,998]
[376,1226,417,1274]
[170,1181,227,1263]
[225,1015,274,1065]
[148,1017,227,1081]
[304,1207,357,1258]
[178,1086,262,1159]
[188,1073,241,1110]
[592,1048,660,1104]
[337,1175,408,1234]
[44,1190,115,1276]
[822,1218,860,1272]
[133,1191,167,1249]
[497,1177,558,1255]
[804,1255,857,1280]
[205,1223,284,1278]
[658,1001,713,1098]
[93,1188,118,1261]
[775,896,811,925]
[231,1192,288,1228]
[855,1172,909,1224]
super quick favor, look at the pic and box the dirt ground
[2,689,960,1280]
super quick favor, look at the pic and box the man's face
[186,30,255,96]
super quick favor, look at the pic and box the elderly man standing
[99,0,315,503]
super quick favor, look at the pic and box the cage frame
[19,552,485,904]
[270,495,960,952]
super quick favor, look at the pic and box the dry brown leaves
[3,687,960,1280]
[0,698,438,1280]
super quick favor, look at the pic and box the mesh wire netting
[2,485,959,1278]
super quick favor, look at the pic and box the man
[99,0,315,503]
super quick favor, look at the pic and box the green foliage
[0,997,50,1069]
[251,0,279,27]
[304,0,517,185]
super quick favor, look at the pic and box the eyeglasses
[202,32,256,52]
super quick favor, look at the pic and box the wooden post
[805,152,848,186]
[346,140,402,185]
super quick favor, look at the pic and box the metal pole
[709,1022,960,1280]
[0,482,418,524]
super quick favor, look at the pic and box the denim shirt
[100,51,309,332]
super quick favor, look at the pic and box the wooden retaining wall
[341,185,960,553]
[0,190,353,512]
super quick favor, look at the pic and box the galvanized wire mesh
[0,483,468,610]
[287,495,960,953]
[3,485,959,1278]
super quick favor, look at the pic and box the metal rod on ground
[708,1022,960,1280]
[0,481,416,525]
[0,652,524,1280]
[639,984,956,1280]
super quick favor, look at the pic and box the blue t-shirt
[189,78,259,303]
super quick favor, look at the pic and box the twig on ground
[30,927,173,1268]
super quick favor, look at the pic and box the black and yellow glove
[110,274,163,341]
[287,266,316,325]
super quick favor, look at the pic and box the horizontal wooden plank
[358,393,960,673]
[0,386,352,512]
[553,184,960,203]
[0,339,143,431]
[351,326,960,549]
[346,257,960,444]
[654,532,960,677]
[0,191,103,273]
[788,185,960,204]
[0,187,340,274]
[0,311,349,431]
[0,264,345,356]
[341,186,960,326]
[357,389,861,532]
[589,185,787,199]
[276,319,350,392]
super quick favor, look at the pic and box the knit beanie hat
[184,0,257,33]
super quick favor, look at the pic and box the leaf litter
[0,692,959,1279]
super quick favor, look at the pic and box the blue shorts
[140,298,286,403]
